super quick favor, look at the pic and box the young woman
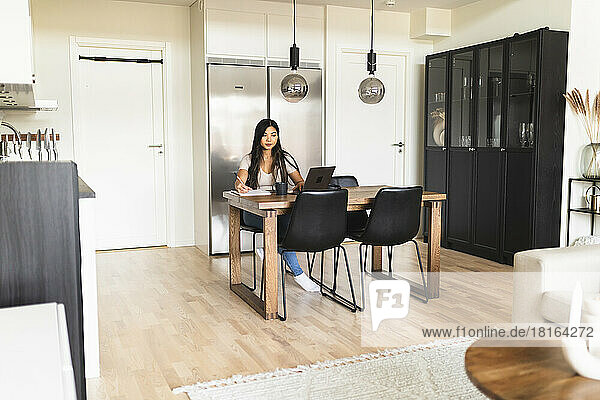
[235,119,320,292]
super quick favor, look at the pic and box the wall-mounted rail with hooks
[0,122,61,161]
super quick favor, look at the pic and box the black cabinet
[473,149,502,258]
[447,149,473,246]
[424,54,449,243]
[423,28,568,265]
[502,150,534,259]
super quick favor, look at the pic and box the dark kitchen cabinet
[424,28,568,265]
[0,162,86,400]
[424,54,448,243]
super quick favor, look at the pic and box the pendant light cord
[293,0,297,46]
[370,0,374,52]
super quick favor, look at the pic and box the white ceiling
[267,0,478,12]
[122,0,480,12]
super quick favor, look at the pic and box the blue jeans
[242,211,304,276]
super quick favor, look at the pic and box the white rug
[173,337,486,400]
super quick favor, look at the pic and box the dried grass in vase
[564,88,600,143]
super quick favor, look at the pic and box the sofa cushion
[541,290,600,324]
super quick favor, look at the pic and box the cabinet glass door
[450,51,474,148]
[507,37,538,149]
[426,56,447,148]
[477,45,503,148]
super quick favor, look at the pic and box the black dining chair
[278,189,359,320]
[349,186,428,304]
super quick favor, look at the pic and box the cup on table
[275,182,288,195]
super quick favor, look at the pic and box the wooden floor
[86,241,512,399]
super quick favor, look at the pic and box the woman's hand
[236,182,252,194]
[235,171,252,193]
[292,180,305,192]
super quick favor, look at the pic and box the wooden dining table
[223,186,446,320]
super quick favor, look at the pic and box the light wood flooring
[87,241,512,399]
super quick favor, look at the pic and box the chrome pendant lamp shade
[281,0,308,103]
[358,0,385,104]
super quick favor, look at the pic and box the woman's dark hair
[246,119,299,189]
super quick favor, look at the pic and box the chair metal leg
[359,243,368,308]
[307,252,317,278]
[332,247,340,292]
[278,252,288,321]
[319,246,358,312]
[387,246,393,276]
[340,246,359,311]
[319,251,325,295]
[411,239,429,303]
[311,251,335,292]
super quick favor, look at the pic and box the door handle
[500,148,506,152]
[148,144,163,148]
[392,142,404,153]
[468,147,475,151]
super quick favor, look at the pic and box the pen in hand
[236,176,251,193]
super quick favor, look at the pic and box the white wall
[326,6,432,186]
[433,0,572,52]
[561,0,600,245]
[2,0,194,247]
[190,1,209,254]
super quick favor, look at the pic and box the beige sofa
[512,245,600,324]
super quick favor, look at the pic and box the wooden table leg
[426,201,441,298]
[371,246,383,272]
[263,210,278,320]
[229,205,241,287]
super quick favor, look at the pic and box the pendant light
[358,0,385,104]
[280,0,308,103]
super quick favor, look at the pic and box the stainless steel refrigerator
[208,64,322,255]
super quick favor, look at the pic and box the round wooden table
[465,340,600,399]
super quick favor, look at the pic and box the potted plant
[565,88,600,178]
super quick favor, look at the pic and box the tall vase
[581,143,600,179]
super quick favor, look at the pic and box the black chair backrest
[280,189,348,252]
[358,186,423,246]
[329,175,359,189]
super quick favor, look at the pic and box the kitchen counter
[78,177,95,199]
[0,161,86,399]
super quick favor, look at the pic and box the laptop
[298,166,336,192]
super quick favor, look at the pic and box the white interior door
[73,47,167,250]
[335,50,407,186]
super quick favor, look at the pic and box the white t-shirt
[239,154,298,189]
